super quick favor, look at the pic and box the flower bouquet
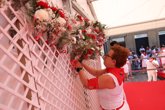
[70,15,106,63]
[25,0,73,51]
[25,0,106,64]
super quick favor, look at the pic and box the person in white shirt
[146,56,159,81]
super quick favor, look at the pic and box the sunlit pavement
[126,72,164,82]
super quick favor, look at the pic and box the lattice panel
[27,31,88,110]
[83,60,102,110]
[0,1,101,110]
[0,2,40,110]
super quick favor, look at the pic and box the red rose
[77,15,83,22]
[94,28,100,33]
[87,49,94,55]
[45,40,49,44]
[82,29,87,33]
[87,34,96,40]
[37,1,49,8]
[51,7,57,11]
[70,59,78,67]
[58,10,65,18]
[84,18,89,22]
[34,35,41,41]
[67,25,72,31]
[83,54,89,59]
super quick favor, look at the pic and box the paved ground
[126,72,148,82]
[126,72,165,82]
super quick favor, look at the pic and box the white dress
[122,60,130,75]
[141,53,148,68]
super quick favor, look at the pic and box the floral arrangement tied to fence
[25,0,106,63]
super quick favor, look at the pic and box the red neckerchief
[106,68,125,85]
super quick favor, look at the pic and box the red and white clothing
[96,68,130,110]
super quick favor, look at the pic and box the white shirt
[97,73,124,109]
[146,59,159,72]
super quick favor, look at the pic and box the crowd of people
[128,45,165,70]
[126,45,165,81]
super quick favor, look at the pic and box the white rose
[78,30,82,35]
[34,9,50,21]
[71,37,77,44]
[60,27,66,32]
[56,17,66,26]
[86,28,92,33]
[47,9,56,18]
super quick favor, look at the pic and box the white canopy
[92,0,165,27]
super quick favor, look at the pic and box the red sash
[106,68,125,85]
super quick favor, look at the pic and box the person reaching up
[75,45,130,110]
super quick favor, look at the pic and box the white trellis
[0,1,101,110]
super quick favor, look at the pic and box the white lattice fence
[27,32,89,110]
[0,2,40,110]
[0,1,101,110]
